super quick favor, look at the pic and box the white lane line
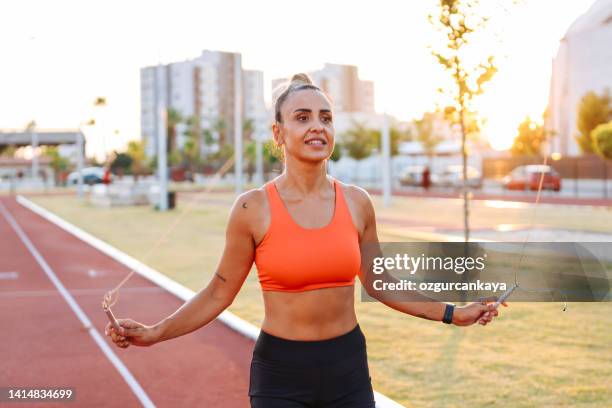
[16,196,261,340]
[0,201,155,408]
[0,286,165,299]
[0,271,19,280]
[88,269,102,277]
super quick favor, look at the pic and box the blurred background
[1,0,611,201]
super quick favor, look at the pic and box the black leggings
[249,325,376,408]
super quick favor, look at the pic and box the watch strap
[442,303,455,324]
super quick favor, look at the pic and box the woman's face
[273,89,335,164]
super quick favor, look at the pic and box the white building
[140,66,166,158]
[243,69,269,138]
[271,63,378,138]
[309,64,375,113]
[548,0,612,156]
[272,63,375,114]
[140,50,268,158]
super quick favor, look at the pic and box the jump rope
[493,147,568,311]
[102,157,235,332]
[102,147,567,333]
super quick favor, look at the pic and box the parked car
[67,167,108,185]
[503,165,561,191]
[433,165,482,189]
[398,165,426,187]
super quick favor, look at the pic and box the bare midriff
[261,285,358,341]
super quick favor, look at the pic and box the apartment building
[272,64,374,113]
[547,0,612,155]
[271,63,376,136]
[140,50,267,158]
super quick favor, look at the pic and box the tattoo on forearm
[417,313,436,321]
[215,273,227,282]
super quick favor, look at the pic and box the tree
[213,117,227,146]
[341,121,376,161]
[510,116,547,156]
[330,143,342,162]
[340,121,376,183]
[94,97,107,107]
[243,118,255,140]
[209,143,234,171]
[245,140,257,181]
[25,120,37,132]
[592,121,612,160]
[127,140,147,180]
[371,126,406,157]
[182,115,201,173]
[242,119,257,180]
[202,128,215,150]
[110,152,132,177]
[263,140,282,173]
[89,157,103,167]
[576,90,611,153]
[415,111,445,163]
[166,107,183,154]
[1,144,18,157]
[43,146,70,185]
[199,117,233,159]
[146,155,158,171]
[182,138,199,170]
[168,149,182,166]
[430,0,500,243]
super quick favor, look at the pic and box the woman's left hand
[452,300,508,326]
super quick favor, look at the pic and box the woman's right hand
[104,319,160,348]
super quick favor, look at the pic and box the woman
[105,74,503,407]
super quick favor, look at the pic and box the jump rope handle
[493,284,517,309]
[103,304,122,333]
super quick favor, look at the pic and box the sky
[0,0,598,157]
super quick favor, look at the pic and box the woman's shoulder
[331,178,376,234]
[333,178,373,209]
[226,185,271,238]
[234,184,269,214]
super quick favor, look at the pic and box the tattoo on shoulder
[215,272,227,282]
[242,202,248,209]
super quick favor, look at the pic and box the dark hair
[273,73,321,123]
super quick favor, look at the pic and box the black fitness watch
[442,303,455,324]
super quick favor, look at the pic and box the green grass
[25,192,612,408]
[372,194,612,233]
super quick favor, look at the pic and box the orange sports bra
[254,179,361,292]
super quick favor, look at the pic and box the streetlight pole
[93,97,108,164]
[255,130,264,186]
[31,129,39,182]
[76,128,85,198]
[156,64,169,211]
[76,119,94,198]
[381,113,392,207]
[234,53,243,194]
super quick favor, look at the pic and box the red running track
[0,197,253,407]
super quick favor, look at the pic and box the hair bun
[273,72,322,124]
[290,73,314,85]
